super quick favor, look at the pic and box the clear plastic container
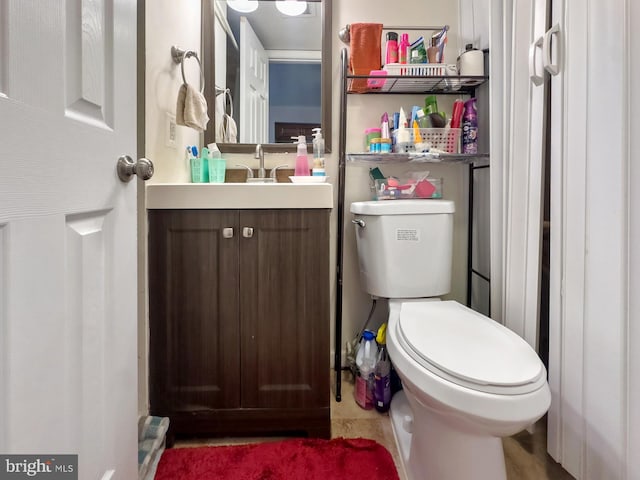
[207,143,226,183]
[373,174,442,200]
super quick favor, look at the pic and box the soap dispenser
[311,128,325,176]
[293,135,309,177]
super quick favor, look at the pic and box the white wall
[458,0,490,50]
[146,0,202,184]
[138,0,202,415]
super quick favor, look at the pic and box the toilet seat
[396,301,547,395]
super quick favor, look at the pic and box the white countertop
[146,183,333,209]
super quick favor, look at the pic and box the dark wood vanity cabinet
[148,209,331,441]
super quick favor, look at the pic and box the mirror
[202,0,332,153]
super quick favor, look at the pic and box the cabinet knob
[222,228,234,238]
[242,227,254,238]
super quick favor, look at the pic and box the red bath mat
[155,437,399,480]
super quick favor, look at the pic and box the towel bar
[171,45,205,94]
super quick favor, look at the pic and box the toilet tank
[350,200,455,298]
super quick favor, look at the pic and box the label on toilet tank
[396,228,420,241]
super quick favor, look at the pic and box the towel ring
[171,45,205,94]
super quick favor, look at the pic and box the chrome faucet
[237,144,277,182]
[255,144,266,179]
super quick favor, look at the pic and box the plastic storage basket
[383,63,457,76]
[392,128,461,154]
[379,63,461,92]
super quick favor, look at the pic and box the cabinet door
[148,210,240,412]
[240,210,330,409]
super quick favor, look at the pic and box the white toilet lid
[398,301,545,394]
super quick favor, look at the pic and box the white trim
[501,0,546,350]
[627,1,640,477]
[0,223,6,452]
[267,49,321,62]
[551,0,589,475]
[546,0,565,462]
[582,0,627,475]
[489,0,508,325]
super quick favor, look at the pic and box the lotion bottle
[311,128,325,176]
[293,135,309,177]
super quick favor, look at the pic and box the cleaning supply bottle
[355,330,378,409]
[374,323,392,413]
[293,135,309,177]
[385,32,399,65]
[311,128,325,176]
[207,142,226,183]
[462,97,478,154]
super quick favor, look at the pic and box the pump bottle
[293,135,309,177]
[311,128,325,176]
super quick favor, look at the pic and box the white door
[502,0,548,349]
[0,1,139,479]
[547,0,636,477]
[239,16,268,143]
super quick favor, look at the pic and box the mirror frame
[202,0,332,153]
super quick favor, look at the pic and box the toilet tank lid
[350,199,455,215]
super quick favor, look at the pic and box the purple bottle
[374,344,391,413]
[462,97,478,154]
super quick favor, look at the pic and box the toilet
[351,200,551,480]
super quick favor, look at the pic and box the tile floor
[175,371,574,480]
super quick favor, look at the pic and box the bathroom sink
[146,182,333,209]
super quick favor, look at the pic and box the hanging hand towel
[349,23,383,93]
[215,89,237,143]
[176,83,210,132]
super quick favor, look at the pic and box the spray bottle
[293,135,309,177]
[374,323,391,413]
[311,128,325,176]
[355,330,378,409]
[462,97,478,154]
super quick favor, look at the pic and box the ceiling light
[275,1,307,16]
[227,0,258,13]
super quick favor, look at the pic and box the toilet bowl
[386,299,551,480]
[349,200,551,479]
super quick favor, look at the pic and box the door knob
[117,155,154,182]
